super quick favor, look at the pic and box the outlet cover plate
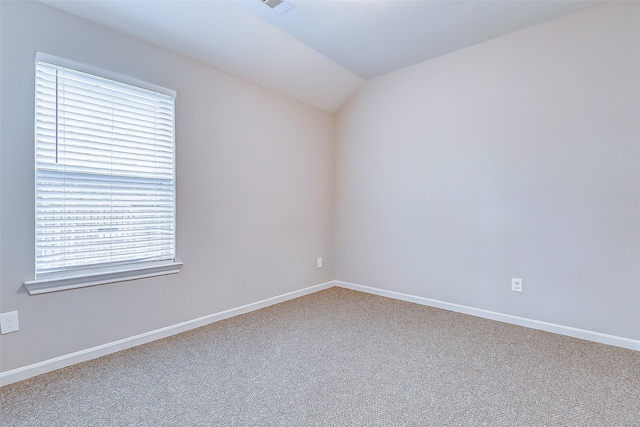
[0,311,20,334]
[511,278,523,293]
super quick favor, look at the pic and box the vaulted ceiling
[41,0,599,112]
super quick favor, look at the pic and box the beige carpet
[1,287,639,426]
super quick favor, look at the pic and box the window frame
[25,52,181,295]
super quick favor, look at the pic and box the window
[25,53,181,294]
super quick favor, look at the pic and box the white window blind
[34,55,176,278]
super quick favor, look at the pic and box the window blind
[35,58,176,277]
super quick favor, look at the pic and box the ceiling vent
[261,0,296,15]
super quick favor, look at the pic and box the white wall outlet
[317,257,323,268]
[511,278,523,293]
[0,311,20,334]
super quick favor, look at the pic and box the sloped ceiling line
[40,0,599,113]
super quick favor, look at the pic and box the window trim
[26,52,181,294]
[24,261,183,295]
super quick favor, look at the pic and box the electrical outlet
[511,278,523,293]
[0,311,20,334]
[317,257,323,268]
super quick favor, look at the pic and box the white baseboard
[3,279,637,387]
[0,280,335,387]
[335,280,640,352]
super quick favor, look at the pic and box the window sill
[24,262,183,295]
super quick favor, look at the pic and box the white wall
[0,1,335,372]
[335,2,640,340]
[2,0,639,379]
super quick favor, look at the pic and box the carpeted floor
[1,287,639,426]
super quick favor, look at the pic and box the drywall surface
[0,1,335,372]
[335,2,640,340]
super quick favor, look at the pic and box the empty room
[1,0,639,425]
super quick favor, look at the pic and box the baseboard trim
[336,280,640,352]
[0,280,335,387]
[4,279,636,386]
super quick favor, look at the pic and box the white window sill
[24,262,183,295]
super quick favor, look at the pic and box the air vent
[261,0,296,15]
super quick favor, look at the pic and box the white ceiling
[41,0,600,112]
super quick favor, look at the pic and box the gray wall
[0,1,335,372]
[335,2,640,340]
[2,0,639,376]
